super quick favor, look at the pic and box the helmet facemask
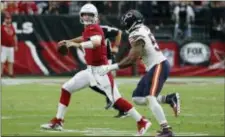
[80,12,98,25]
[121,17,138,34]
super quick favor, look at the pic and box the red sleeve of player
[89,25,103,37]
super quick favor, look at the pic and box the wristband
[80,41,94,48]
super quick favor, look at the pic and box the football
[58,45,68,56]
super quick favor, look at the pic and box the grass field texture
[1,77,224,136]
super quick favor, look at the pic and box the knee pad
[132,97,147,106]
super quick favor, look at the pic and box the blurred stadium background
[0,1,224,76]
[1,1,224,136]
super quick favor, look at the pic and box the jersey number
[148,34,160,51]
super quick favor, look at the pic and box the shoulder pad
[129,27,147,42]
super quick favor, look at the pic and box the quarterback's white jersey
[128,24,166,71]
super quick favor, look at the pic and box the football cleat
[105,100,113,110]
[156,127,174,137]
[167,93,180,117]
[40,117,64,131]
[136,118,151,136]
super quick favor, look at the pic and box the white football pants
[62,65,121,104]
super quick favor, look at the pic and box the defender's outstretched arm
[118,39,144,69]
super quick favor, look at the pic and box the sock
[127,107,142,122]
[56,103,67,119]
[147,96,168,125]
[157,95,166,104]
[56,88,71,119]
[114,98,142,122]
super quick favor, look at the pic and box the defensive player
[98,10,180,137]
[41,4,151,136]
[99,25,180,118]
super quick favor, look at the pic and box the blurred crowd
[0,1,70,15]
[1,1,224,40]
[1,1,224,16]
[1,1,224,15]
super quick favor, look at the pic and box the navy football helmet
[120,10,144,33]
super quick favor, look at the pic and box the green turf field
[1,77,224,136]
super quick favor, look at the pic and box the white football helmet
[79,3,98,25]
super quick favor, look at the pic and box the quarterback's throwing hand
[67,41,81,48]
[58,40,68,46]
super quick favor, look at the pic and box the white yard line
[2,113,224,120]
[1,115,217,136]
[40,127,210,136]
[5,130,210,136]
[1,77,224,86]
[175,132,209,136]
